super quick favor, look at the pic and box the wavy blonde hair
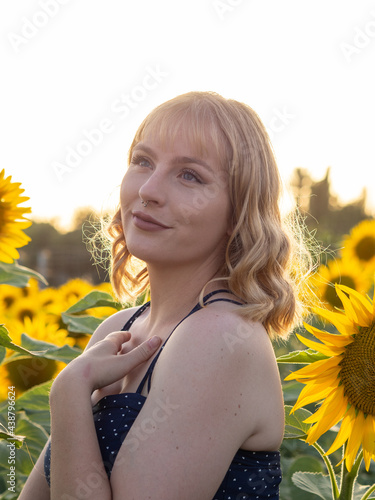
[105,91,313,340]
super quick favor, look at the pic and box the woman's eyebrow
[173,156,213,173]
[132,144,213,173]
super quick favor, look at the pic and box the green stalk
[311,441,340,499]
[360,482,375,500]
[338,448,363,500]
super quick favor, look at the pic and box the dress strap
[120,302,150,332]
[135,289,243,395]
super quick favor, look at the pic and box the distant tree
[290,167,369,251]
[19,208,110,287]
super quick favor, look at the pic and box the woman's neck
[144,259,226,332]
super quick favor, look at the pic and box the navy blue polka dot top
[44,290,282,498]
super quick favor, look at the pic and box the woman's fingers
[104,331,132,353]
[117,335,162,372]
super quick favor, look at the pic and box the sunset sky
[2,0,375,230]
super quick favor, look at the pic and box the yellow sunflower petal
[312,306,355,335]
[285,355,341,381]
[337,284,373,326]
[345,410,366,472]
[292,378,339,411]
[296,334,345,357]
[326,406,356,456]
[304,385,347,425]
[362,416,375,471]
[335,286,358,322]
[306,397,348,444]
[305,326,353,348]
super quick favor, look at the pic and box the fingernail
[148,336,161,348]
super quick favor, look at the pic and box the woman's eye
[181,169,202,183]
[131,155,151,168]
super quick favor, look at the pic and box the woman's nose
[138,170,166,206]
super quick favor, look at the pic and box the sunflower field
[1,169,375,499]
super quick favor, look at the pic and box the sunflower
[341,219,375,274]
[309,257,372,310]
[0,283,23,309]
[285,282,375,472]
[0,169,32,263]
[57,278,94,308]
[0,315,74,399]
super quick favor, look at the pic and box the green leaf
[13,412,48,475]
[284,405,312,439]
[20,334,82,363]
[0,329,82,363]
[354,483,375,499]
[0,347,5,366]
[288,455,324,476]
[0,412,48,476]
[61,312,104,334]
[16,382,52,434]
[291,471,335,500]
[0,261,47,287]
[282,380,305,404]
[64,290,122,314]
[0,325,42,356]
[277,349,329,364]
[16,381,52,412]
[0,422,24,448]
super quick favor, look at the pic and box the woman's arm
[110,307,283,499]
[18,440,51,500]
[49,331,161,500]
[18,306,140,499]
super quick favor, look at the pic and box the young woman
[20,91,309,499]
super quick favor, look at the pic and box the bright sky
[2,0,375,230]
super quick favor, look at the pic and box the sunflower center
[339,322,375,415]
[355,236,375,262]
[324,276,356,309]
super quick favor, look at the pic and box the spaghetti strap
[120,302,150,332]
[205,298,243,306]
[135,289,243,394]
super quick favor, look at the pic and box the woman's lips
[132,211,171,231]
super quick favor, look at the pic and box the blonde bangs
[128,92,231,170]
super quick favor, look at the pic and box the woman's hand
[53,331,161,394]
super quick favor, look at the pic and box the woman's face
[120,130,232,271]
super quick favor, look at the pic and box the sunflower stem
[338,449,363,500]
[360,482,375,500]
[311,441,340,499]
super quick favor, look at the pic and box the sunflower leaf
[0,325,43,356]
[277,349,329,364]
[0,261,47,287]
[20,334,82,363]
[0,422,24,448]
[64,290,122,314]
[291,471,336,499]
[354,482,375,500]
[0,346,6,365]
[284,405,312,439]
[61,313,104,335]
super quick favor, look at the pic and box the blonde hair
[105,91,313,340]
